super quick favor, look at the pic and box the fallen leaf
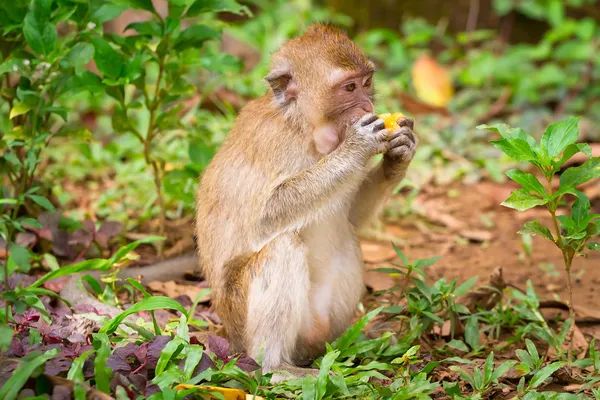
[147,280,211,303]
[174,384,264,400]
[412,55,453,107]
[360,242,397,264]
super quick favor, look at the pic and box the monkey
[194,24,418,380]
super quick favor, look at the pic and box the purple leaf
[196,352,216,374]
[146,336,171,368]
[208,335,229,361]
[16,232,37,248]
[96,221,123,247]
[45,357,72,375]
[107,355,132,374]
[235,354,260,372]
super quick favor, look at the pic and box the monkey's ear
[265,69,297,105]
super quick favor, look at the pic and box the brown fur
[195,24,417,377]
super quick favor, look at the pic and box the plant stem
[3,237,10,325]
[546,175,576,364]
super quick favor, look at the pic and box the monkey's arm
[261,144,368,235]
[349,160,409,229]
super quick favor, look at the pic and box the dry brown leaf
[412,55,453,107]
[147,280,211,303]
[360,242,397,264]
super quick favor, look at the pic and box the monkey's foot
[268,365,319,384]
[357,227,404,245]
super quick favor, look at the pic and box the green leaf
[109,0,154,12]
[587,242,600,251]
[93,333,112,393]
[0,349,59,400]
[183,346,204,381]
[9,102,31,119]
[23,10,57,56]
[155,337,184,376]
[9,243,30,272]
[125,21,163,37]
[491,360,517,381]
[0,325,13,352]
[490,138,537,162]
[506,169,546,196]
[91,4,126,23]
[316,350,339,399]
[541,117,580,158]
[447,339,469,352]
[174,24,220,51]
[100,296,188,334]
[455,276,477,296]
[301,375,317,400]
[518,220,554,241]
[501,189,547,211]
[186,0,250,17]
[414,256,441,268]
[332,307,383,351]
[555,143,592,168]
[560,157,600,189]
[529,362,565,388]
[188,141,216,168]
[392,242,410,264]
[465,315,479,350]
[65,42,95,69]
[572,191,591,231]
[67,349,94,381]
[27,194,55,212]
[92,38,123,78]
[483,352,494,384]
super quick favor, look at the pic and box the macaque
[194,24,417,379]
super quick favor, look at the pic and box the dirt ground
[360,180,600,332]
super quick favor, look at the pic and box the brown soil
[362,180,600,333]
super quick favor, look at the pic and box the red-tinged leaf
[208,335,229,361]
[235,354,260,372]
[412,55,453,107]
[197,352,216,373]
[146,336,171,368]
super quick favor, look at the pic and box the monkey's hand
[344,113,389,160]
[384,117,417,165]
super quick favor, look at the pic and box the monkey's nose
[362,102,374,114]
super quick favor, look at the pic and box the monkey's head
[265,24,375,154]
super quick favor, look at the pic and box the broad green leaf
[483,352,494,383]
[464,315,479,350]
[29,259,107,289]
[490,138,537,162]
[0,349,59,400]
[588,242,600,251]
[27,194,55,212]
[555,143,592,168]
[174,24,220,51]
[65,42,95,69]
[183,346,204,381]
[518,220,554,241]
[525,339,539,361]
[9,243,30,272]
[332,307,382,351]
[572,191,591,231]
[92,333,112,393]
[0,325,13,352]
[491,360,517,381]
[414,256,441,268]
[100,296,188,334]
[301,376,317,400]
[506,169,546,196]
[67,349,94,381]
[9,102,31,119]
[109,0,154,12]
[541,116,580,158]
[479,124,537,147]
[560,157,600,189]
[501,189,547,211]
[155,337,184,376]
[125,21,162,37]
[91,4,126,23]
[447,339,469,352]
[529,362,565,388]
[92,38,123,78]
[106,236,163,267]
[392,242,410,264]
[188,141,216,168]
[23,12,57,56]
[186,0,251,17]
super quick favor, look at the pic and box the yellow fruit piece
[411,55,453,107]
[378,112,405,133]
[174,384,265,400]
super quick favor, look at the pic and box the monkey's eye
[344,82,357,92]
[364,77,372,87]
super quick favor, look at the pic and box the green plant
[515,339,566,397]
[479,117,600,362]
[449,352,516,397]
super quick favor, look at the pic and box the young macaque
[195,24,418,380]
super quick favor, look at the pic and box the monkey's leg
[245,232,314,380]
